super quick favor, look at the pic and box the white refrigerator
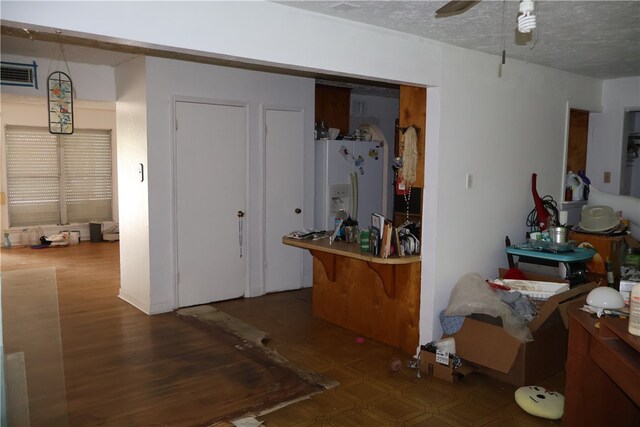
[314,139,388,230]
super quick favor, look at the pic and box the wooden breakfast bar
[283,237,421,354]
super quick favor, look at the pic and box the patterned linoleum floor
[213,288,563,426]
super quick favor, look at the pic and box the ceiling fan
[436,0,536,34]
[435,0,480,17]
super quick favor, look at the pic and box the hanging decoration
[47,71,73,134]
[47,31,75,134]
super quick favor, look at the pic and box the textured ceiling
[278,0,640,80]
[1,1,637,96]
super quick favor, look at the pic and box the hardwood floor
[215,293,565,427]
[2,242,564,426]
[1,243,319,426]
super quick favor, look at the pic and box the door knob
[237,210,245,218]
[294,208,302,214]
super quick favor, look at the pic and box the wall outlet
[603,171,611,183]
[465,173,473,189]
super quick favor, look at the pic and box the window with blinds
[5,126,113,227]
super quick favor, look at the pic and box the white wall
[422,46,601,341]
[350,93,399,218]
[3,1,605,347]
[1,54,116,102]
[0,93,118,243]
[588,76,640,193]
[115,56,152,313]
[144,57,315,310]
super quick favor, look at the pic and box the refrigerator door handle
[350,172,358,220]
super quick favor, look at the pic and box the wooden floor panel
[2,243,565,426]
[1,243,321,426]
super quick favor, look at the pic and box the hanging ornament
[47,71,73,134]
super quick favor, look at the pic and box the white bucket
[70,230,81,245]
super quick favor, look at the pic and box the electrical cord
[526,195,559,231]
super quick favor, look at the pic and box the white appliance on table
[314,139,387,230]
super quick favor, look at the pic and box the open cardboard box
[419,350,475,383]
[449,269,597,386]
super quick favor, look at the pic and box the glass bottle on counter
[606,257,616,290]
[316,121,328,140]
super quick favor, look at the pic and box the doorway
[175,100,247,307]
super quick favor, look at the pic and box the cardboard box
[419,350,474,383]
[450,279,597,386]
[620,267,640,304]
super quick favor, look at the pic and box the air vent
[1,61,38,89]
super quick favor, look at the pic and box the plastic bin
[89,222,103,242]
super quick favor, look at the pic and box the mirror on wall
[622,109,640,197]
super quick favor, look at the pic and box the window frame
[4,125,114,228]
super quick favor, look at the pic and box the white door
[265,108,304,293]
[176,101,246,307]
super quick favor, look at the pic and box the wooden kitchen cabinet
[393,85,426,226]
[397,85,426,188]
[566,109,589,175]
[315,84,351,135]
[283,237,421,355]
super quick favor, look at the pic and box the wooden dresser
[564,305,640,426]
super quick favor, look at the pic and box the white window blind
[5,126,61,227]
[63,130,112,223]
[5,125,113,227]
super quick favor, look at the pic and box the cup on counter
[548,226,567,244]
[359,229,370,252]
[344,226,358,243]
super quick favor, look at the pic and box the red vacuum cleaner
[531,173,550,231]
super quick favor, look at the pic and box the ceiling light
[517,0,536,33]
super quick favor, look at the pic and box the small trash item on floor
[514,385,564,420]
[388,357,402,372]
[70,230,81,245]
[231,416,264,427]
[43,232,70,247]
[103,224,119,241]
[355,337,365,343]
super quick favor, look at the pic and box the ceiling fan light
[518,12,536,33]
[519,0,535,14]
[517,0,536,33]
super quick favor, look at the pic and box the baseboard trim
[118,289,150,314]
[148,301,174,315]
[246,287,265,298]
[118,289,174,315]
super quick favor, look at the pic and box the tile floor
[214,289,563,426]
